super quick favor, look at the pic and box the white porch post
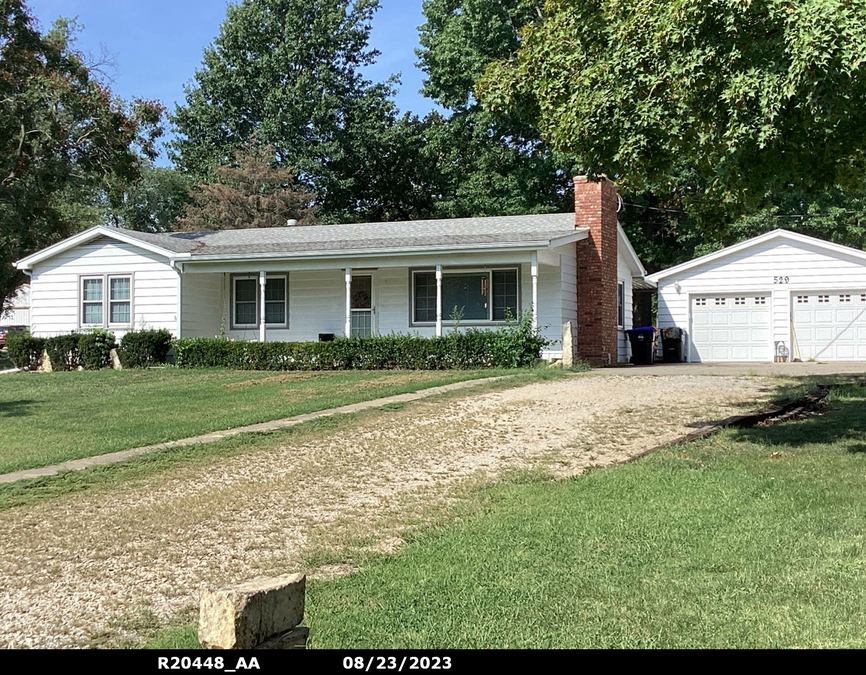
[259,270,267,343]
[530,251,539,331]
[344,268,352,337]
[435,264,443,337]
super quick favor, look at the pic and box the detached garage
[648,230,866,363]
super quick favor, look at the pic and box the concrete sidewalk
[0,376,504,485]
[587,361,866,378]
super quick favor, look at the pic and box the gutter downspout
[171,260,183,338]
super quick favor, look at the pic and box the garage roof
[646,229,866,283]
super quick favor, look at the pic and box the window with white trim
[617,281,625,328]
[755,297,767,305]
[81,277,104,326]
[233,276,258,327]
[715,298,727,306]
[232,274,289,329]
[81,274,132,327]
[694,298,707,306]
[109,276,131,324]
[818,295,830,303]
[264,276,287,325]
[796,296,809,304]
[840,294,851,303]
[734,297,746,305]
[412,268,518,324]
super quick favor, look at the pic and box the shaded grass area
[147,383,866,649]
[0,367,529,475]
[0,368,566,511]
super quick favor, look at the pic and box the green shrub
[5,329,45,370]
[176,313,547,371]
[78,329,117,370]
[117,328,173,368]
[45,334,83,371]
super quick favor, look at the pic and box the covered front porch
[178,247,576,359]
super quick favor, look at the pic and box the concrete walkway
[586,361,866,378]
[0,376,504,485]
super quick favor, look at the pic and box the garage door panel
[691,294,770,362]
[793,292,866,361]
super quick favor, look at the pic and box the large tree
[0,1,163,302]
[479,0,866,211]
[104,165,193,233]
[178,143,316,231]
[416,0,572,217]
[170,0,418,223]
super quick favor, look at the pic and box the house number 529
[774,276,790,284]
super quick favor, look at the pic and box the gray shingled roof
[120,213,581,258]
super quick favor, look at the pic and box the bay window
[412,268,519,324]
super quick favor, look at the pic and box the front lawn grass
[0,367,530,475]
[149,382,866,649]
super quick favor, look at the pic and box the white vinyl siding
[617,250,635,363]
[180,250,577,359]
[29,239,178,338]
[657,237,866,362]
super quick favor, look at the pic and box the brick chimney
[574,175,619,366]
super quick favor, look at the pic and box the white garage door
[690,294,771,362]
[792,292,866,361]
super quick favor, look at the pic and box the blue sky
[27,0,437,163]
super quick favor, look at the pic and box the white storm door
[350,274,376,338]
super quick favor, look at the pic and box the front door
[350,274,375,337]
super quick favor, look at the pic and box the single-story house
[1,284,30,327]
[648,230,866,362]
[13,177,650,365]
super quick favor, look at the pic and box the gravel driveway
[0,373,774,648]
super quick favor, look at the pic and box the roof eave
[183,239,572,263]
[646,229,866,283]
[14,226,190,270]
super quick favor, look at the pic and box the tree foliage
[170,0,405,221]
[106,165,193,232]
[178,143,316,231]
[416,0,572,217]
[479,0,866,210]
[0,0,163,302]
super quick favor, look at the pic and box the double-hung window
[81,277,104,326]
[81,275,132,328]
[264,276,287,326]
[232,274,288,329]
[412,268,518,324]
[617,281,626,328]
[109,276,131,324]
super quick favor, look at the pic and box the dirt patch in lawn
[0,374,774,648]
[223,372,322,388]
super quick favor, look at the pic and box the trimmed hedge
[117,328,173,368]
[5,329,46,370]
[176,315,547,371]
[78,329,117,370]
[43,329,117,371]
[45,334,84,371]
